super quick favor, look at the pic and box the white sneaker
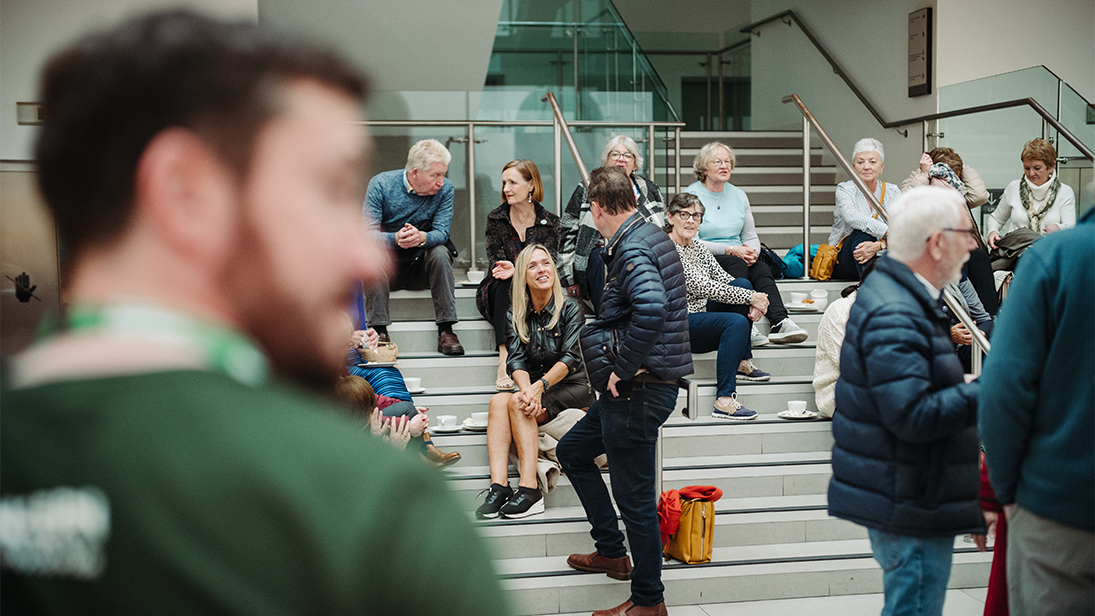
[768,318,808,344]
[750,324,769,347]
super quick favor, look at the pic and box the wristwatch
[539,377,550,391]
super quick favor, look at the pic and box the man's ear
[589,200,601,217]
[924,230,945,261]
[132,128,237,261]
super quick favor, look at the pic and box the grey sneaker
[768,318,808,344]
[712,393,758,421]
[750,324,769,347]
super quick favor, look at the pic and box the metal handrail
[781,94,991,358]
[542,93,590,187]
[358,115,684,267]
[745,10,1094,161]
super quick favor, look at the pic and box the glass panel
[1056,81,1095,160]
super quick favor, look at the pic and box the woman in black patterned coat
[475,159,561,390]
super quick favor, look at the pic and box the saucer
[786,302,821,312]
[778,410,818,420]
[462,419,488,431]
[431,424,462,434]
[459,281,481,287]
[407,387,427,394]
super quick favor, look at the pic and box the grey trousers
[365,244,458,326]
[1007,505,1095,616]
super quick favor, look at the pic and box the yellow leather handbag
[664,498,715,564]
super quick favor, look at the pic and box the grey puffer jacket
[828,256,982,538]
[580,213,692,392]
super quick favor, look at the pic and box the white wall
[0,0,258,161]
[749,0,938,179]
[937,0,1094,101]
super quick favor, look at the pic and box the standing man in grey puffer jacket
[829,186,983,616]
[558,167,692,616]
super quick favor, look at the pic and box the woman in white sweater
[986,138,1076,248]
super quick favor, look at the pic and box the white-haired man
[828,186,983,616]
[364,139,464,355]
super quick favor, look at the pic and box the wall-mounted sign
[908,8,932,97]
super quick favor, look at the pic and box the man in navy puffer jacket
[558,167,691,616]
[829,186,982,616]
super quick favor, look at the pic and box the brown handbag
[810,239,843,281]
[360,341,399,363]
[663,498,715,564]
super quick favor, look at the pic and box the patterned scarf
[1018,172,1061,232]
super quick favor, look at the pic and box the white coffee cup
[471,412,489,426]
[467,270,486,284]
[812,298,828,310]
[810,289,827,300]
[437,415,457,429]
[404,377,422,391]
[787,400,808,415]
[790,291,807,304]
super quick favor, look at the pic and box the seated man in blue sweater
[363,139,464,355]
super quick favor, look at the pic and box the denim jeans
[688,312,750,398]
[557,380,677,607]
[868,528,955,616]
[833,228,880,281]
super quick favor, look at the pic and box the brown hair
[663,192,705,233]
[35,10,369,260]
[1020,138,1057,169]
[928,147,964,179]
[500,159,544,205]
[587,166,635,215]
[334,375,377,423]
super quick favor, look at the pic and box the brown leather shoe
[437,331,465,356]
[421,442,461,468]
[592,599,667,616]
[566,551,632,580]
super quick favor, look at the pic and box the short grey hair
[852,138,885,163]
[692,142,735,182]
[601,135,643,171]
[886,186,965,262]
[405,139,452,173]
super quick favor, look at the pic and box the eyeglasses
[709,159,732,168]
[675,211,703,222]
[608,151,635,161]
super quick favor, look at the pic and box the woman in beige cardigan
[899,147,989,209]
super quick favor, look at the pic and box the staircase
[384,281,992,614]
[654,130,839,253]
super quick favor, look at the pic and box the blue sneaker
[712,393,758,421]
[736,359,771,382]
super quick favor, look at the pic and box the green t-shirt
[1,370,510,615]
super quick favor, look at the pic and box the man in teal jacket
[980,206,1094,615]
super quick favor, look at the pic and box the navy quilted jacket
[828,256,983,537]
[580,213,692,392]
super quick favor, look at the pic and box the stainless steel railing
[782,94,992,362]
[359,110,685,268]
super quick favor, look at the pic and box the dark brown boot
[592,600,667,616]
[566,551,632,580]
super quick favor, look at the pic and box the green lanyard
[65,303,269,386]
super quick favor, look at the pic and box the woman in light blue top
[829,137,900,281]
[684,142,808,347]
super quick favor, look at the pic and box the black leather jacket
[506,297,588,384]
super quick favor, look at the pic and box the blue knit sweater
[363,169,454,249]
[980,208,1094,531]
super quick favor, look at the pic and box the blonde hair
[405,138,452,173]
[511,244,565,344]
[601,135,644,171]
[693,142,735,182]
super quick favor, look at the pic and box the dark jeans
[689,311,750,398]
[557,380,678,607]
[956,319,994,373]
[365,244,457,326]
[832,228,879,282]
[964,248,998,316]
[587,245,606,315]
[713,253,788,325]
